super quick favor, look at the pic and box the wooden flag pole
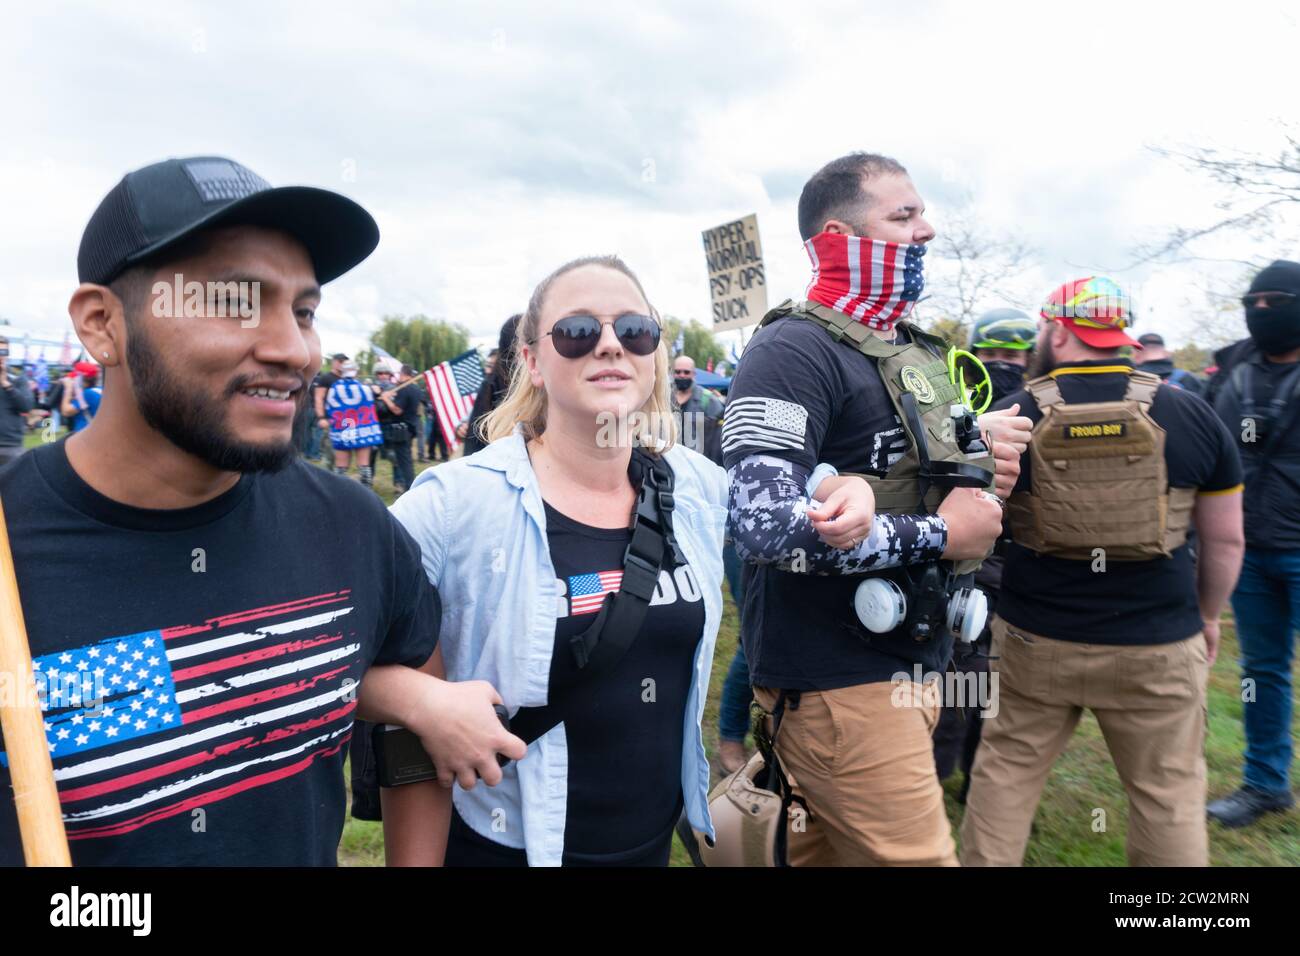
[0,495,70,866]
[376,374,428,399]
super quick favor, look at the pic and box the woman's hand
[806,475,876,551]
[408,679,527,790]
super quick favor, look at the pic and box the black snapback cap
[77,156,380,286]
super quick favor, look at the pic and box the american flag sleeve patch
[721,397,808,456]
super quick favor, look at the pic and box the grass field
[27,431,1298,865]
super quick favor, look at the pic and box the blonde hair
[481,255,677,451]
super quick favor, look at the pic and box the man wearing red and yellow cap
[959,277,1245,866]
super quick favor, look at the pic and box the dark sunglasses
[1242,291,1298,309]
[538,312,661,359]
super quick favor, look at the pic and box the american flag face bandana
[803,231,927,331]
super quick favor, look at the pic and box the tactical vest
[759,299,996,573]
[1006,370,1195,560]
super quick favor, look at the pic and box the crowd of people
[0,149,1295,869]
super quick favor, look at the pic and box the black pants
[388,439,414,491]
[444,808,674,867]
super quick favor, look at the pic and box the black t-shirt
[0,441,440,865]
[313,372,339,415]
[473,500,702,864]
[724,315,946,690]
[391,386,422,433]
[375,385,421,436]
[997,363,1242,644]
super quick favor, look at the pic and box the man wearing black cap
[1135,332,1205,397]
[1205,260,1300,828]
[309,352,349,460]
[0,156,524,866]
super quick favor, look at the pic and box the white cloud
[1,0,1296,359]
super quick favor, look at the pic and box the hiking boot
[1207,786,1295,828]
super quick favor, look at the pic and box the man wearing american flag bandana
[723,152,1028,866]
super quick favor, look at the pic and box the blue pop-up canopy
[694,368,732,391]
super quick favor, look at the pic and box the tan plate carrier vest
[759,300,996,575]
[1006,370,1195,560]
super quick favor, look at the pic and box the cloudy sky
[1,0,1297,360]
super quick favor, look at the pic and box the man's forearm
[728,454,947,574]
[1197,539,1245,623]
[357,663,434,728]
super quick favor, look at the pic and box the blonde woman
[382,255,729,866]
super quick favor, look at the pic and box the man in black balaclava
[1206,259,1300,828]
[969,307,1037,404]
[931,306,1039,798]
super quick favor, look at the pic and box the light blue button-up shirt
[389,428,727,866]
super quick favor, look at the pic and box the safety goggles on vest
[1006,369,1195,560]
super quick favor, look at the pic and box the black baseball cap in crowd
[1137,333,1165,347]
[77,156,380,286]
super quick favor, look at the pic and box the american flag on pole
[568,570,624,616]
[370,344,404,377]
[0,591,361,841]
[424,349,485,451]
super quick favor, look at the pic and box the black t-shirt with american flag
[530,501,703,862]
[722,315,953,690]
[0,441,439,866]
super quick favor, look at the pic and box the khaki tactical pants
[754,681,958,867]
[960,617,1209,866]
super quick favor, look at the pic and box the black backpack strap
[1261,362,1300,457]
[508,448,678,746]
[1230,359,1300,458]
[1230,362,1256,419]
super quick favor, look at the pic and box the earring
[102,352,109,359]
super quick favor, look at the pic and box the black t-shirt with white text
[471,499,704,864]
[0,441,440,865]
[997,363,1242,644]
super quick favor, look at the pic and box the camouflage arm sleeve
[727,453,948,573]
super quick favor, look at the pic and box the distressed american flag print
[3,591,361,841]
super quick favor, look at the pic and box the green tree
[1172,342,1212,374]
[663,314,728,369]
[920,314,968,348]
[370,314,472,373]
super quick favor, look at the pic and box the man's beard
[1026,335,1056,379]
[126,326,302,473]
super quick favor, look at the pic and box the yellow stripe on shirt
[1198,483,1244,497]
